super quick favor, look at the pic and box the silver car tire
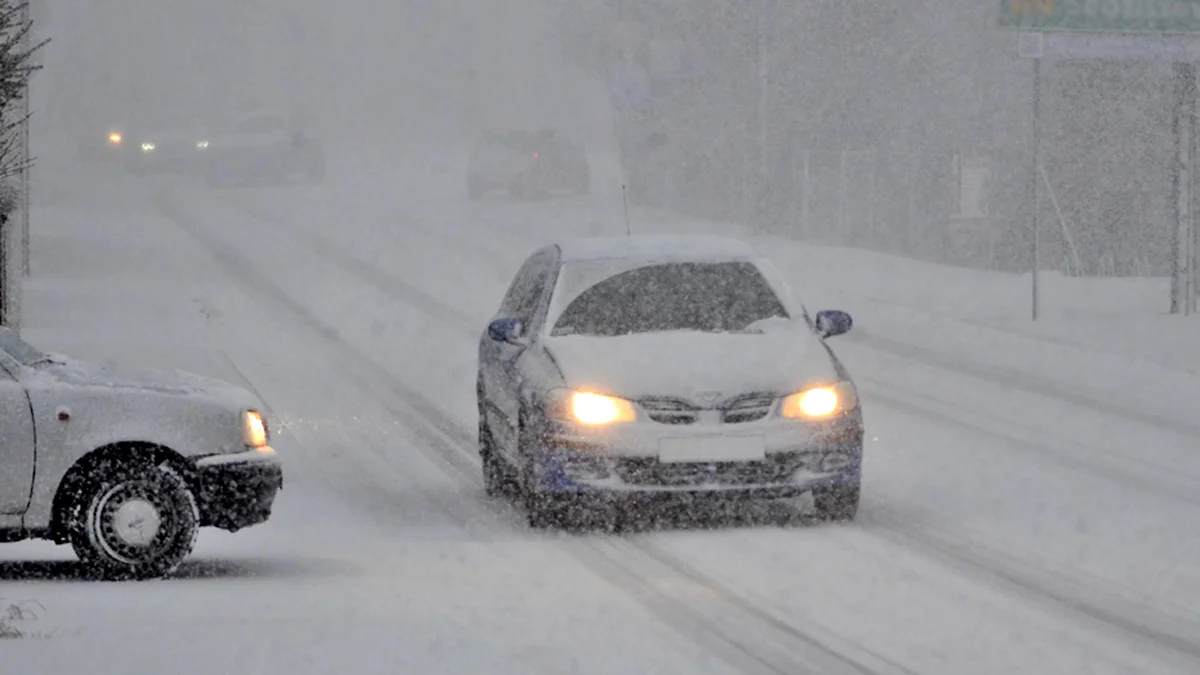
[67,459,200,580]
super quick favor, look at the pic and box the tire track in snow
[159,186,909,675]
[222,188,1200,672]
[845,329,1200,442]
[859,380,1200,667]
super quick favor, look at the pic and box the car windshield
[550,261,790,337]
[0,326,49,367]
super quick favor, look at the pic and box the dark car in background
[467,128,590,200]
[121,113,214,175]
[205,109,325,188]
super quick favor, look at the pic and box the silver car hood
[44,358,262,409]
[543,321,839,404]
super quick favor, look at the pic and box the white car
[476,234,862,529]
[0,328,282,579]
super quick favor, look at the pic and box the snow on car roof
[556,234,761,263]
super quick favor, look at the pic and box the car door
[0,358,36,514]
[483,249,556,460]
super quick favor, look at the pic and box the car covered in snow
[476,234,862,529]
[205,109,325,187]
[467,128,590,200]
[0,327,283,579]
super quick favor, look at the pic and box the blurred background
[27,0,1186,277]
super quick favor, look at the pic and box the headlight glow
[243,410,269,447]
[108,132,122,145]
[141,142,155,152]
[781,382,858,419]
[571,392,637,425]
[196,140,209,149]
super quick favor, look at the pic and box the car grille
[638,393,778,425]
[614,454,804,487]
[640,398,699,425]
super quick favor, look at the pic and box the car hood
[542,321,839,403]
[44,358,262,409]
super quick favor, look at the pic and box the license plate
[657,436,766,464]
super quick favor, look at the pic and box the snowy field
[3,138,1200,674]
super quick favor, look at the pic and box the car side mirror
[814,310,852,338]
[487,317,525,345]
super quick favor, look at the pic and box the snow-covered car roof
[555,234,761,263]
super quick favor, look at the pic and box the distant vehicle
[205,110,325,187]
[476,235,862,530]
[122,113,214,175]
[77,124,131,163]
[0,326,283,580]
[467,128,590,200]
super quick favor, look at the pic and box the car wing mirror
[814,310,853,338]
[487,318,526,345]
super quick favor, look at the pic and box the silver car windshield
[0,326,49,367]
[549,260,790,337]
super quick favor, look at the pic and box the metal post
[19,0,29,278]
[1171,61,1195,315]
[801,149,810,241]
[1031,57,1041,322]
[837,147,847,244]
[757,0,768,227]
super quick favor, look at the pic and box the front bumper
[192,447,283,532]
[527,414,863,499]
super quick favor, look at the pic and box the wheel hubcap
[112,498,162,547]
[94,481,176,564]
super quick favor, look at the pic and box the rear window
[550,261,789,337]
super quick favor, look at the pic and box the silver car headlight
[242,410,269,448]
[545,389,638,426]
[780,381,859,419]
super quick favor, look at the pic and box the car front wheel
[67,458,200,580]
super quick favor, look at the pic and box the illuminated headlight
[108,132,122,145]
[780,381,859,420]
[547,389,637,426]
[242,410,269,448]
[196,140,209,149]
[141,142,155,152]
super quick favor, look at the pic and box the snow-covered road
[3,147,1199,674]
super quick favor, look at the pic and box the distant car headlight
[196,140,209,149]
[141,142,155,152]
[547,389,637,425]
[780,381,858,419]
[243,410,269,448]
[108,132,122,145]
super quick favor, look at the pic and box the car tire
[517,408,582,530]
[478,401,514,498]
[812,481,860,522]
[66,457,200,580]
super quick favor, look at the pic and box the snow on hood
[44,358,262,409]
[543,319,838,401]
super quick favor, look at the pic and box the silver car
[0,328,282,579]
[476,234,862,529]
